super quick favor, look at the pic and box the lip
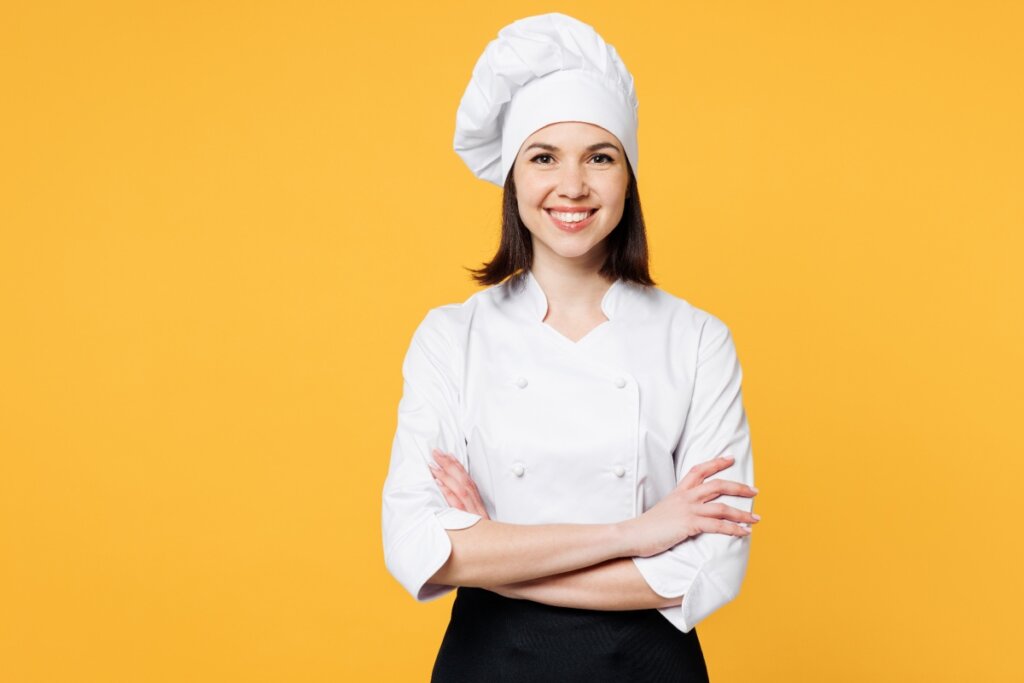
[545,206,598,212]
[545,208,598,233]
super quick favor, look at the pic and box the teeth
[548,210,593,223]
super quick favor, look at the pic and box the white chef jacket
[381,268,755,634]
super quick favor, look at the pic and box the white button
[512,463,525,477]
[613,465,626,477]
[515,376,528,389]
[614,376,627,388]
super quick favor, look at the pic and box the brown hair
[465,157,656,290]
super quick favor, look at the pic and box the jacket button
[613,465,626,477]
[512,463,525,477]
[614,376,627,388]
[515,376,528,389]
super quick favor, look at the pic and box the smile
[545,208,598,233]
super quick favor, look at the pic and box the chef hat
[453,12,639,188]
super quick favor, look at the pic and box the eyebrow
[523,142,621,154]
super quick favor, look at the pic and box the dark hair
[466,156,656,289]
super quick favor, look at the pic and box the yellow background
[2,1,1021,681]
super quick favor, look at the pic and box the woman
[381,13,760,682]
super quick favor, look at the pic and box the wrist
[491,580,533,600]
[607,520,636,558]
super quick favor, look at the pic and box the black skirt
[431,587,710,683]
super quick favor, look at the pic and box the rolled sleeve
[632,315,755,632]
[381,310,483,602]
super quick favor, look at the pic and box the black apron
[431,587,710,683]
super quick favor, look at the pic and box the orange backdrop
[2,1,1021,681]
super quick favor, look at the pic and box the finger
[431,465,471,511]
[698,502,761,525]
[434,451,489,516]
[458,482,487,518]
[435,450,467,477]
[434,477,467,510]
[428,458,461,507]
[431,448,454,468]
[432,451,491,519]
[698,517,752,537]
[678,455,735,490]
[431,450,466,486]
[429,454,459,495]
[433,450,468,479]
[431,456,478,512]
[467,486,488,517]
[444,456,488,514]
[693,479,758,504]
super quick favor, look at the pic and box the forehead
[521,121,623,150]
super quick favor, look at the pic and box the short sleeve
[381,309,483,601]
[631,314,755,632]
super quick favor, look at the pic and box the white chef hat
[453,12,639,188]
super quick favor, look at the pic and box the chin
[541,238,603,260]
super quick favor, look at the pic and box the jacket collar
[520,268,624,321]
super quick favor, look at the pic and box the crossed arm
[485,555,683,611]
[427,448,684,611]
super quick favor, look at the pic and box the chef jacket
[381,268,755,633]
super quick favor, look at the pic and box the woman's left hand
[430,448,491,520]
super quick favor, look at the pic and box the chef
[381,12,760,681]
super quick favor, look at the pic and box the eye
[591,153,614,164]
[530,153,554,164]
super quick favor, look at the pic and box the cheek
[600,175,629,202]
[514,199,544,235]
[514,178,546,206]
[515,187,549,223]
[516,196,540,223]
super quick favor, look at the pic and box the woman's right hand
[622,455,760,558]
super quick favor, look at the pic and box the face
[512,121,630,267]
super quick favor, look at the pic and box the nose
[556,162,588,198]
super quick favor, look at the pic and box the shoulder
[633,283,736,361]
[632,282,731,335]
[411,283,501,351]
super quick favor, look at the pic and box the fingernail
[751,486,759,494]
[752,513,761,520]
[428,461,441,470]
